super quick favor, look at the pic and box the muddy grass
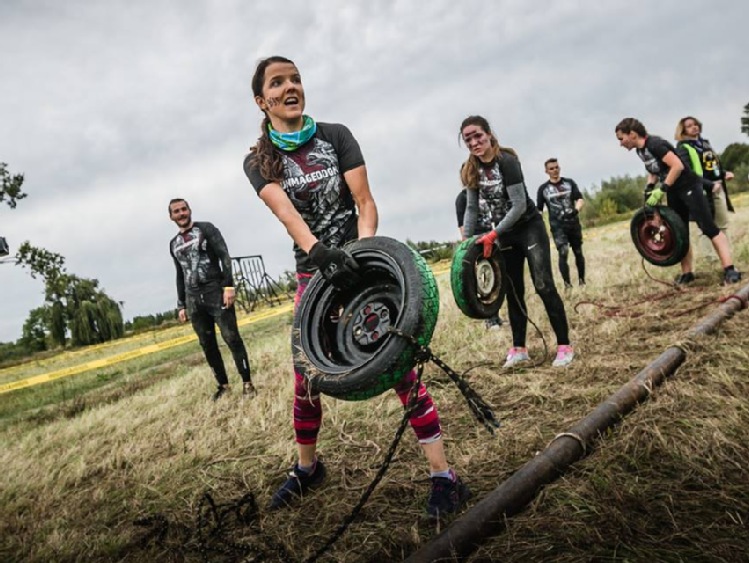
[1,206,748,562]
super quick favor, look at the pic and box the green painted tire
[293,236,439,401]
[450,236,506,319]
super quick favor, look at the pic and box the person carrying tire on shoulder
[615,118,740,285]
[456,166,505,330]
[460,115,574,368]
[168,199,256,401]
[674,116,736,261]
[536,158,586,289]
[243,56,470,520]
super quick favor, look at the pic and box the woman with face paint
[244,56,470,519]
[459,115,574,369]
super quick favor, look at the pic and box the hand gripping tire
[450,236,506,319]
[292,236,440,401]
[630,206,689,267]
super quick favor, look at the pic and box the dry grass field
[1,200,748,562]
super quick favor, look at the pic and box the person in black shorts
[615,118,741,285]
[460,115,573,368]
[169,199,255,400]
[675,116,735,261]
[243,56,469,519]
[455,173,504,329]
[536,158,586,288]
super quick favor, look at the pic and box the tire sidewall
[630,206,689,267]
[293,236,438,400]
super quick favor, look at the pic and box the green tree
[721,143,749,171]
[741,102,749,138]
[15,242,124,347]
[1,162,27,209]
[21,307,49,352]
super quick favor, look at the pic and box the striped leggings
[292,273,442,445]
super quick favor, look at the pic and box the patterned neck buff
[268,115,317,151]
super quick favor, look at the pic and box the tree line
[2,118,749,363]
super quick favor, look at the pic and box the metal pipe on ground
[406,283,749,563]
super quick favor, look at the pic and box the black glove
[644,182,656,198]
[308,242,361,290]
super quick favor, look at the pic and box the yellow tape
[0,304,293,395]
[1,265,448,395]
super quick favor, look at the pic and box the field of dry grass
[1,200,748,562]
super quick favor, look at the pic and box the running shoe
[723,269,741,285]
[552,345,575,367]
[243,381,257,397]
[674,272,695,286]
[504,347,530,368]
[212,385,230,401]
[268,461,326,510]
[426,473,471,520]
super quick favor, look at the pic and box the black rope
[133,333,498,563]
[389,328,501,435]
[302,363,425,563]
[134,491,294,563]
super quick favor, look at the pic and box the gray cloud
[2,0,748,341]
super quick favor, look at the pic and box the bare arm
[258,183,318,253]
[344,165,378,238]
[661,151,684,187]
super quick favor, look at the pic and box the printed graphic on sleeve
[636,147,662,178]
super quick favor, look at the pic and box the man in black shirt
[169,198,255,400]
[536,159,586,288]
[615,118,740,285]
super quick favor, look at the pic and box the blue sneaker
[426,474,471,520]
[268,461,326,510]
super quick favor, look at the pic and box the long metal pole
[406,284,749,563]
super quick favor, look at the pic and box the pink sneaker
[552,345,574,367]
[504,347,530,367]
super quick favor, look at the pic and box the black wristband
[660,183,671,192]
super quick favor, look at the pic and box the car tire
[293,236,440,401]
[450,236,506,319]
[630,206,689,267]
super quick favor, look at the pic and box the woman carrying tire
[243,56,469,519]
[455,164,505,330]
[615,118,740,285]
[460,115,573,368]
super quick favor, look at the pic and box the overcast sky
[1,0,748,343]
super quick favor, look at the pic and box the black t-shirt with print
[636,136,699,192]
[244,122,365,273]
[476,153,539,233]
[455,188,492,233]
[681,137,724,182]
[536,177,583,228]
[169,221,234,309]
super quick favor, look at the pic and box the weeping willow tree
[16,242,124,348]
[21,306,49,352]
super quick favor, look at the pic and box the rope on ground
[574,260,725,319]
[133,334,499,563]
